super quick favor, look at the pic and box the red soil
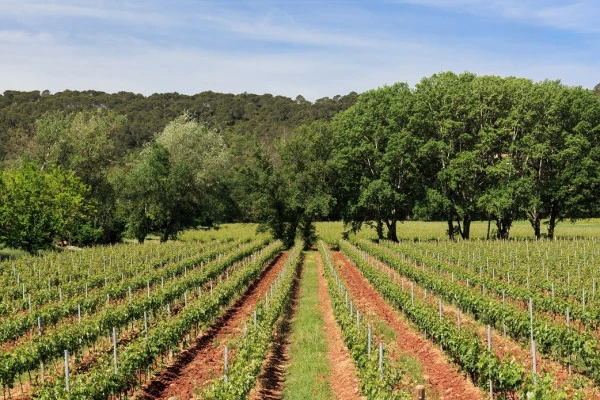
[136,252,289,400]
[369,253,599,397]
[249,257,303,400]
[332,252,483,400]
[316,252,365,400]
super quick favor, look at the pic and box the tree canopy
[1,75,599,251]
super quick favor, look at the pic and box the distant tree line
[1,72,600,252]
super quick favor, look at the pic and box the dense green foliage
[335,73,600,240]
[0,164,92,252]
[1,73,600,251]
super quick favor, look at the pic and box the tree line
[1,71,599,252]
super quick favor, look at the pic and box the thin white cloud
[0,30,53,43]
[0,0,176,27]
[0,30,597,101]
[0,1,597,100]
[398,0,600,34]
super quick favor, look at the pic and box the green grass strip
[283,251,332,400]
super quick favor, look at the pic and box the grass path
[282,251,332,400]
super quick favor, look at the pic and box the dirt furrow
[332,252,483,400]
[136,252,289,400]
[249,256,303,400]
[316,252,364,400]
[367,251,600,397]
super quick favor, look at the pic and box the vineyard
[1,223,600,399]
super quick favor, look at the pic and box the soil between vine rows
[249,255,302,400]
[136,251,290,400]
[315,252,364,400]
[366,250,600,398]
[332,251,484,400]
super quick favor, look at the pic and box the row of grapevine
[380,239,600,329]
[340,240,527,396]
[202,241,304,399]
[0,239,274,393]
[33,240,284,399]
[354,239,600,387]
[318,241,411,399]
[0,239,260,345]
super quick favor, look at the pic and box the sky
[0,0,598,100]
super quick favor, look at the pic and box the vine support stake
[64,350,70,393]
[488,325,493,399]
[566,307,571,374]
[416,385,425,400]
[378,343,383,378]
[368,325,372,356]
[113,327,118,373]
[224,345,229,383]
[144,311,148,339]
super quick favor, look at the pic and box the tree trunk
[447,213,455,240]
[548,203,558,240]
[495,217,512,240]
[376,219,384,240]
[385,219,398,242]
[487,217,491,240]
[529,211,541,239]
[461,214,471,240]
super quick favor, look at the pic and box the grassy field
[283,251,332,400]
[316,219,600,243]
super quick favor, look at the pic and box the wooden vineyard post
[438,298,442,321]
[416,385,425,400]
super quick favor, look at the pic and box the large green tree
[334,83,424,242]
[0,164,91,252]
[116,114,230,242]
[242,121,336,248]
[30,110,126,243]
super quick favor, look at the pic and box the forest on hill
[1,72,600,252]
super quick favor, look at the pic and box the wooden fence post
[416,384,425,399]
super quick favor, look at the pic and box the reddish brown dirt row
[371,254,600,397]
[316,252,364,400]
[136,252,290,400]
[249,257,303,400]
[332,252,483,400]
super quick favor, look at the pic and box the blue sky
[0,0,598,100]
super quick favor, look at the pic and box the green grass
[0,246,29,261]
[283,251,332,400]
[316,219,600,243]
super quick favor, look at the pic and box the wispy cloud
[399,0,600,33]
[0,0,176,27]
[0,0,598,99]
